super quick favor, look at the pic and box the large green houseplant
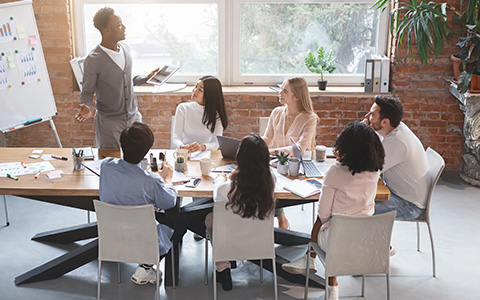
[305,46,336,90]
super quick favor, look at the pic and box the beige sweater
[262,105,319,155]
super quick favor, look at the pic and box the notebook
[283,179,322,198]
[73,147,94,160]
[217,136,241,160]
[290,137,323,178]
[84,159,103,176]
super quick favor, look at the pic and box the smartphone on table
[186,177,202,188]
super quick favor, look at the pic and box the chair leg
[117,262,121,283]
[171,245,176,289]
[156,263,160,300]
[417,222,420,251]
[97,260,102,300]
[361,274,365,297]
[304,252,310,300]
[87,211,91,223]
[260,259,263,283]
[3,195,10,226]
[427,222,436,277]
[213,258,217,300]
[204,236,209,285]
[272,258,278,300]
[386,273,391,300]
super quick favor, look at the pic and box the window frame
[72,0,389,86]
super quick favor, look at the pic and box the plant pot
[277,163,289,175]
[317,79,327,90]
[175,161,185,172]
[470,74,480,93]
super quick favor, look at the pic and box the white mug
[200,158,216,176]
[288,158,300,177]
[316,145,327,162]
[174,148,189,161]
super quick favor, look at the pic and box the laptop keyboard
[303,161,323,177]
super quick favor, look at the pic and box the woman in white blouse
[282,121,385,300]
[172,76,228,152]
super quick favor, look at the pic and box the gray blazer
[80,42,147,119]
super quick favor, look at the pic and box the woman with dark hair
[205,134,276,291]
[172,76,228,152]
[282,121,385,300]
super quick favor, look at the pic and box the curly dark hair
[226,134,275,220]
[374,95,404,127]
[334,121,385,175]
[93,7,115,32]
[200,76,228,133]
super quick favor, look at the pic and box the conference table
[0,147,389,288]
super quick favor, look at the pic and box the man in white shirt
[364,95,429,221]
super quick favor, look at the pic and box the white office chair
[204,201,278,300]
[94,200,175,300]
[304,211,396,300]
[399,147,445,277]
[259,117,269,136]
[3,195,10,226]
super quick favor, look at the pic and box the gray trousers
[94,111,142,149]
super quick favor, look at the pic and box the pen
[20,161,26,168]
[34,170,41,179]
[51,155,68,161]
[6,173,18,180]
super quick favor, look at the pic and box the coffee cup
[288,158,300,177]
[140,157,150,171]
[174,148,189,161]
[200,158,215,176]
[315,145,327,162]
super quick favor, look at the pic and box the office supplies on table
[212,163,237,173]
[51,155,68,161]
[73,147,94,160]
[283,179,321,198]
[6,173,18,180]
[84,159,103,176]
[217,136,241,160]
[172,171,190,185]
[189,150,211,161]
[34,170,41,179]
[290,137,323,178]
[185,177,201,188]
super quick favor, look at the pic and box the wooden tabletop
[0,148,389,201]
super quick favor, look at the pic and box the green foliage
[275,150,290,165]
[371,0,448,65]
[305,47,337,81]
[176,156,185,164]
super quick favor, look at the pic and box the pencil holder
[73,155,85,171]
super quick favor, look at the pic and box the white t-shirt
[382,122,429,208]
[172,101,223,150]
[99,44,125,70]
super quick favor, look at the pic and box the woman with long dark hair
[205,134,276,291]
[282,121,385,300]
[172,76,228,152]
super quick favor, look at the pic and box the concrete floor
[0,171,479,300]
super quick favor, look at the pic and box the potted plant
[275,150,289,175]
[305,46,336,90]
[175,156,185,172]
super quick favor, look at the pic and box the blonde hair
[287,77,314,113]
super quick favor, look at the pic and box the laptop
[217,136,242,160]
[290,137,323,178]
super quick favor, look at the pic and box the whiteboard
[0,0,57,132]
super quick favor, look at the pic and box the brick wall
[1,0,466,170]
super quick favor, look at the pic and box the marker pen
[51,155,68,161]
[34,170,41,179]
[6,173,18,180]
[20,161,26,168]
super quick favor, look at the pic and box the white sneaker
[390,245,397,256]
[131,266,161,285]
[282,254,317,275]
[327,285,339,300]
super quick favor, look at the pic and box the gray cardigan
[80,42,147,119]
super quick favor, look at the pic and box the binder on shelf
[373,55,382,93]
[365,58,374,92]
[380,55,390,93]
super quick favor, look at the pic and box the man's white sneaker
[390,245,397,256]
[281,254,317,275]
[327,285,339,300]
[131,266,161,285]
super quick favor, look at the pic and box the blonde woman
[262,76,319,229]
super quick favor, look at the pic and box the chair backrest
[259,117,269,136]
[424,147,445,220]
[325,211,396,277]
[170,115,176,149]
[212,201,275,262]
[94,200,160,265]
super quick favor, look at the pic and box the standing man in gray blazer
[75,7,158,149]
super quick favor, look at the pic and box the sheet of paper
[212,163,237,173]
[47,170,63,179]
[29,154,40,159]
[189,150,211,161]
[32,149,43,154]
[0,55,9,90]
[0,17,17,44]
[273,170,292,190]
[15,48,38,84]
[0,162,24,177]
[42,154,55,160]
[24,161,55,174]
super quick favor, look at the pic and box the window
[72,0,388,86]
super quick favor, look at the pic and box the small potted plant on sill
[305,46,336,90]
[275,150,289,175]
[175,156,186,172]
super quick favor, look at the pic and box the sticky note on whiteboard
[16,24,26,39]
[6,52,15,67]
[28,35,37,45]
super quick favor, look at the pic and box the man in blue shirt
[100,122,187,285]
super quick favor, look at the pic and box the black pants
[155,212,189,259]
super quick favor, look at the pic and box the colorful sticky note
[29,154,41,159]
[5,52,15,67]
[28,35,37,45]
[16,24,26,39]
